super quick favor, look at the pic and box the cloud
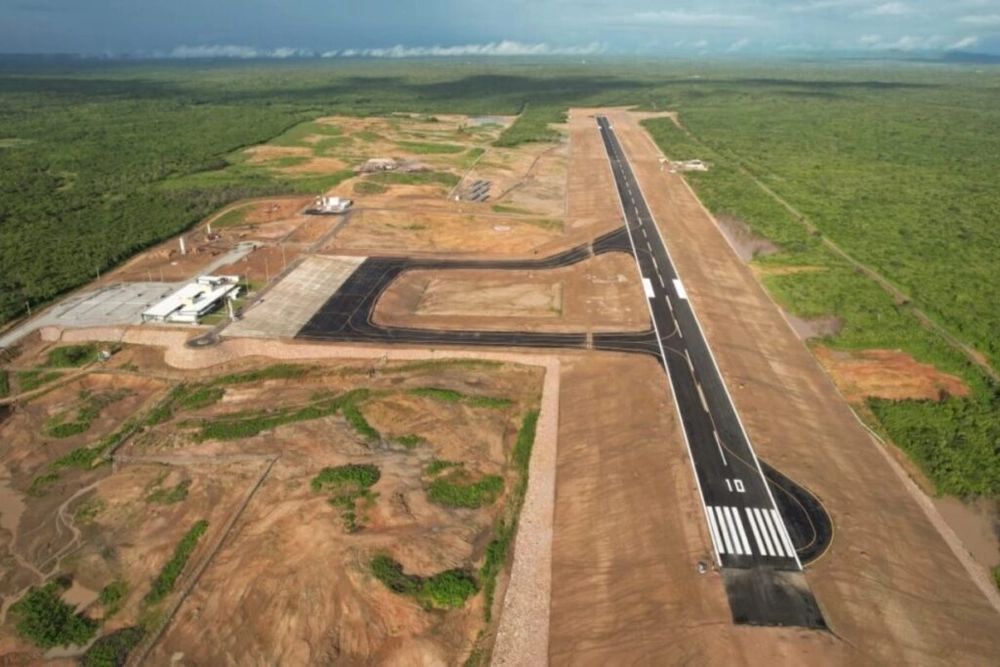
[727,38,751,52]
[862,2,915,16]
[168,45,313,59]
[858,34,882,45]
[958,14,1000,26]
[627,10,758,28]
[948,36,979,49]
[787,0,870,12]
[335,41,606,58]
[694,39,710,48]
[165,41,604,60]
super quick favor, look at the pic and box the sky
[2,0,999,57]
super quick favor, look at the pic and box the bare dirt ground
[814,345,970,403]
[0,334,546,664]
[374,252,649,333]
[594,106,1000,662]
[466,141,568,219]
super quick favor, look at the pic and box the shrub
[11,581,98,649]
[81,626,145,667]
[427,473,503,509]
[370,554,478,609]
[45,344,98,368]
[144,520,208,606]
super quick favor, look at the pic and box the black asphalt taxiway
[288,120,832,627]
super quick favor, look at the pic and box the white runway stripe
[706,506,724,554]
[772,509,797,558]
[730,507,752,554]
[745,508,766,555]
[714,506,734,554]
[753,508,777,556]
[761,508,786,557]
[721,507,744,555]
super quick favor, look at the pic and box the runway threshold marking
[709,506,793,558]
[673,279,688,300]
[642,278,656,298]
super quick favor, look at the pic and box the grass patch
[522,218,564,232]
[426,471,503,509]
[45,344,99,368]
[11,580,98,649]
[211,363,311,386]
[17,370,62,392]
[491,204,530,215]
[98,579,128,618]
[353,179,388,195]
[44,389,133,439]
[479,410,539,622]
[0,370,8,398]
[176,386,225,411]
[467,147,486,159]
[367,170,460,187]
[394,434,425,449]
[409,387,513,409]
[424,459,459,475]
[312,464,381,532]
[354,130,383,143]
[197,389,366,441]
[146,479,191,505]
[74,497,104,522]
[27,472,60,497]
[388,359,503,374]
[396,141,465,154]
[144,520,208,606]
[370,554,478,609]
[343,403,380,441]
[82,626,145,667]
[211,205,250,228]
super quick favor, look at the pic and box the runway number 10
[725,479,746,493]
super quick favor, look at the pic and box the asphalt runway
[596,116,826,627]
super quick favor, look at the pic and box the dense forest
[1,56,998,496]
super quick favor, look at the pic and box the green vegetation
[27,472,59,496]
[211,363,311,386]
[480,410,539,622]
[366,170,460,187]
[425,463,504,509]
[353,179,388,195]
[11,580,98,649]
[495,104,565,147]
[396,141,465,154]
[44,389,132,438]
[0,370,8,398]
[17,370,62,392]
[144,520,208,606]
[370,554,477,609]
[491,204,530,215]
[82,626,145,666]
[175,386,225,411]
[147,479,191,505]
[409,386,513,409]
[97,580,128,617]
[211,205,250,228]
[343,403,380,441]
[45,344,99,368]
[312,464,381,532]
[394,434,425,449]
[197,389,367,441]
[467,147,486,159]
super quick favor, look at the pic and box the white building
[141,276,240,324]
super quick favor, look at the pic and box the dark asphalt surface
[596,116,802,572]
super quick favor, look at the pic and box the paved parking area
[223,255,366,339]
[0,282,180,349]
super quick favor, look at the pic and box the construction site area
[0,108,998,665]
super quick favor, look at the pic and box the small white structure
[673,159,708,172]
[314,196,353,214]
[141,275,240,324]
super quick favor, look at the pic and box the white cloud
[628,10,758,28]
[727,38,751,52]
[958,14,1000,25]
[787,0,870,12]
[168,45,313,59]
[948,36,979,49]
[863,2,914,16]
[337,41,606,58]
[858,34,882,45]
[694,39,710,48]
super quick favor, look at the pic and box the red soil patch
[814,346,971,403]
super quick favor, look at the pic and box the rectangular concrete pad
[223,255,366,339]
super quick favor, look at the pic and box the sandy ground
[549,352,852,665]
[374,252,649,333]
[595,106,1000,662]
[814,346,970,402]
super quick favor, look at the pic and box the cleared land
[374,252,649,334]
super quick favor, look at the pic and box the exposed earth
[0,106,997,665]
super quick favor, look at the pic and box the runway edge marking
[595,116,724,567]
[601,116,804,571]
